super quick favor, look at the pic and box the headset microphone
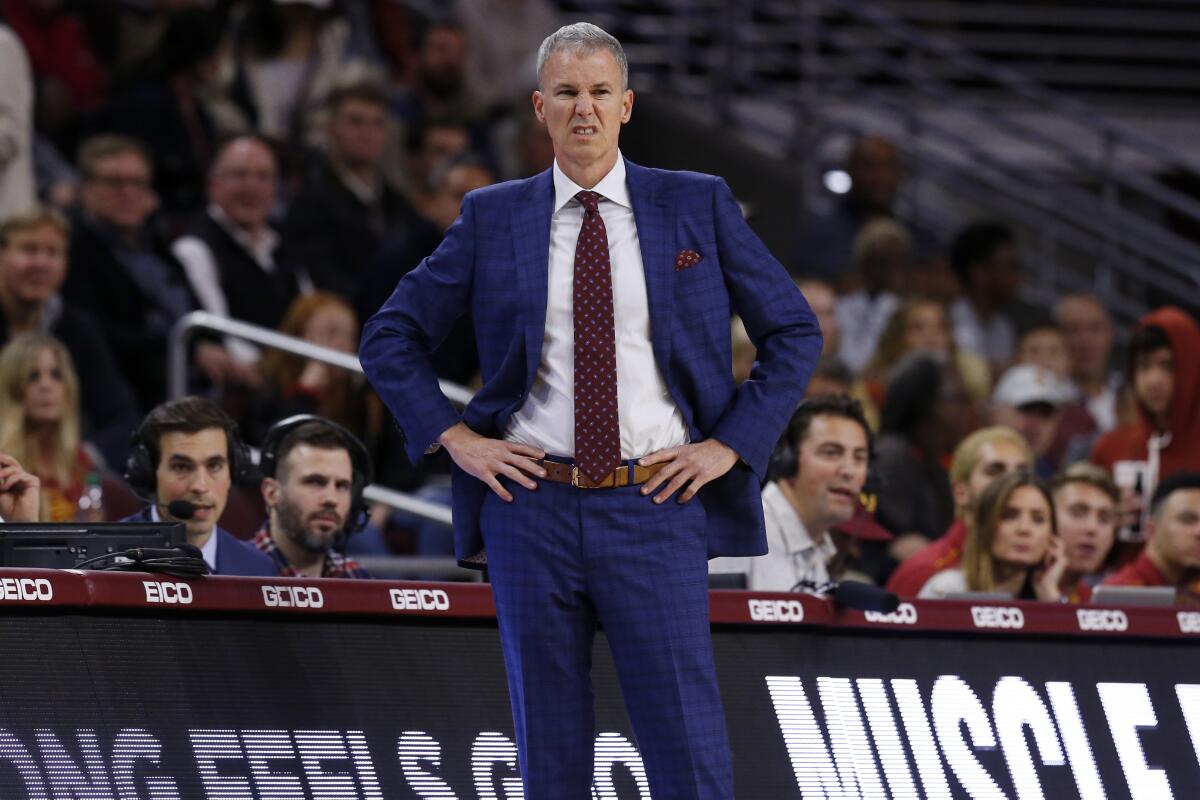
[166,500,198,520]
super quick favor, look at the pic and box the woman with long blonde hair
[0,334,94,521]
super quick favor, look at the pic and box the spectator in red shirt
[1050,462,1119,603]
[886,426,1031,595]
[1092,307,1200,485]
[1102,471,1200,605]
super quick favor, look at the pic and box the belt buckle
[571,465,606,489]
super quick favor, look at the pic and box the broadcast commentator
[360,22,821,800]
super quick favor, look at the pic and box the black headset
[258,414,374,534]
[124,413,253,494]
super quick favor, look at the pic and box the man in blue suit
[122,396,276,577]
[360,22,821,799]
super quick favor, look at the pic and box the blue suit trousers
[481,478,733,800]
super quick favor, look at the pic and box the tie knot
[575,190,602,213]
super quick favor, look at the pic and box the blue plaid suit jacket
[360,160,822,566]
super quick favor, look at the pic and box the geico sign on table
[1076,608,1128,632]
[748,599,805,623]
[390,588,451,611]
[143,581,193,604]
[864,603,918,625]
[262,585,324,608]
[1178,611,1200,634]
[0,577,53,602]
[971,606,1025,629]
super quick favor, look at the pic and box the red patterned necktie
[573,190,621,484]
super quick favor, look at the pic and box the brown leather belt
[537,459,665,489]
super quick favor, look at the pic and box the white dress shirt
[709,482,837,591]
[505,153,689,460]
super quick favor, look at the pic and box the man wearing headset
[254,415,373,579]
[710,394,872,591]
[123,396,275,577]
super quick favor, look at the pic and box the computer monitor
[0,522,186,569]
[1090,585,1178,607]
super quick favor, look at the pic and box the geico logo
[864,603,918,625]
[1076,608,1128,632]
[262,586,325,609]
[748,599,805,623]
[142,581,193,604]
[389,588,451,611]
[1178,612,1200,634]
[0,577,53,602]
[970,606,1025,629]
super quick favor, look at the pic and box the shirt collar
[150,504,218,571]
[763,482,834,558]
[552,151,630,214]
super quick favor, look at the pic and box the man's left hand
[638,439,739,504]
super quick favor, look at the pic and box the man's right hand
[438,422,546,502]
[0,453,41,523]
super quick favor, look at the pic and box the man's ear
[261,477,280,510]
[531,90,545,123]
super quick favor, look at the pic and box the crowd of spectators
[0,0,562,574]
[0,2,1196,600]
[734,134,1200,605]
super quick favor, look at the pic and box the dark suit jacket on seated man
[360,22,821,800]
[121,396,275,578]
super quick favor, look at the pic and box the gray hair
[536,23,628,89]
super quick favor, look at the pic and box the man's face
[955,438,1031,511]
[991,402,1061,459]
[328,99,389,170]
[208,139,277,230]
[788,415,869,531]
[1057,297,1113,383]
[417,26,466,96]
[430,164,493,230]
[847,138,901,212]
[80,151,157,233]
[1054,482,1117,575]
[1150,489,1200,573]
[991,485,1054,567]
[417,125,471,184]
[1017,328,1070,379]
[1133,346,1174,419]
[532,48,632,180]
[154,428,231,539]
[0,225,67,306]
[972,242,1022,304]
[268,445,354,554]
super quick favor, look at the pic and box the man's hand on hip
[438,422,546,502]
[638,439,739,504]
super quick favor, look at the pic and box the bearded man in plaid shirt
[254,418,372,579]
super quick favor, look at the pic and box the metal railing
[168,310,468,532]
[567,0,1200,323]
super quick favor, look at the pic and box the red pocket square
[675,249,703,270]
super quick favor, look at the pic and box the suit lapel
[625,160,673,371]
[511,170,555,386]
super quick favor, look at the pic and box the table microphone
[832,581,901,613]
[125,543,204,561]
[793,579,901,613]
